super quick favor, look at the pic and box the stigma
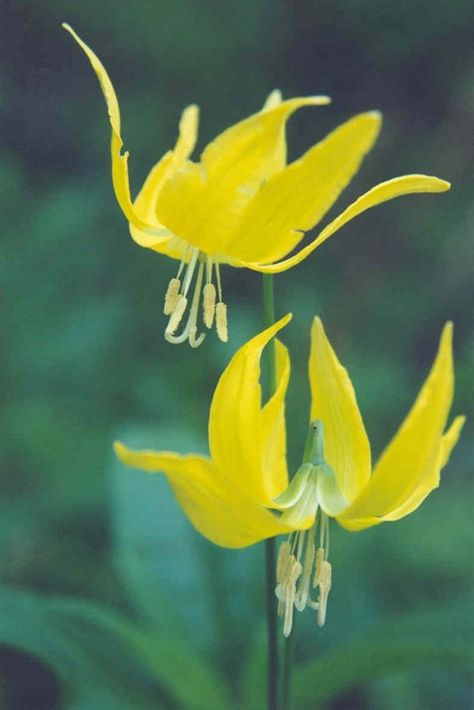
[163,247,228,347]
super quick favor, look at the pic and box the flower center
[163,247,228,347]
[275,513,332,637]
[273,420,346,636]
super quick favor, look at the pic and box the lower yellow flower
[114,315,464,635]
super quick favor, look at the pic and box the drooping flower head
[115,316,464,635]
[64,24,450,347]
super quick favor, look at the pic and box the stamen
[295,525,316,612]
[182,248,200,297]
[216,302,228,342]
[283,557,303,638]
[163,277,181,315]
[276,540,292,585]
[203,283,216,328]
[166,295,188,335]
[316,561,332,627]
[215,260,223,302]
[275,541,302,634]
[313,547,325,588]
[165,261,206,348]
[164,245,191,316]
[188,262,206,348]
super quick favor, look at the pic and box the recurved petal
[209,314,292,506]
[63,24,169,239]
[438,414,466,469]
[171,104,199,168]
[245,175,451,273]
[227,112,382,264]
[114,443,289,548]
[260,339,291,499]
[309,318,371,504]
[260,89,286,176]
[156,97,329,256]
[376,415,466,523]
[338,323,455,529]
[129,105,200,259]
[338,416,465,531]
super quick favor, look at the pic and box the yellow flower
[114,315,464,635]
[63,24,450,347]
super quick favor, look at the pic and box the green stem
[262,274,279,710]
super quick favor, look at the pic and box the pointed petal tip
[406,175,451,192]
[441,321,454,347]
[279,311,293,327]
[362,110,383,133]
[368,109,382,120]
[440,179,451,191]
[113,440,125,458]
[311,315,325,335]
[62,22,76,36]
[309,95,332,105]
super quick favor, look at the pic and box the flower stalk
[262,273,279,710]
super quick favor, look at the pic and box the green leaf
[293,603,474,709]
[0,586,231,709]
[110,423,264,663]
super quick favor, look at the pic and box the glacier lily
[64,24,450,347]
[114,314,464,635]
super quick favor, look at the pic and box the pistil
[273,420,342,636]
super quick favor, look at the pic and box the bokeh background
[1,1,473,708]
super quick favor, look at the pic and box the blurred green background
[1,0,473,708]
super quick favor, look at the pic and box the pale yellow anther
[163,278,181,315]
[316,560,332,627]
[203,283,217,328]
[276,541,292,584]
[313,547,325,588]
[166,295,188,334]
[216,302,228,342]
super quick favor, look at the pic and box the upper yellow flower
[114,315,464,634]
[63,25,451,347]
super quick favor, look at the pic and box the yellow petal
[439,414,466,468]
[209,313,292,506]
[114,443,289,548]
[338,323,455,529]
[228,112,382,263]
[261,89,287,176]
[156,97,330,256]
[260,339,291,498]
[129,105,199,259]
[262,89,283,110]
[62,24,169,240]
[245,174,451,273]
[376,414,466,523]
[309,318,371,504]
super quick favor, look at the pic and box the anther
[216,302,228,342]
[203,283,216,328]
[166,295,188,335]
[163,278,181,315]
[283,558,302,637]
[276,541,292,585]
[313,547,325,589]
[316,561,332,627]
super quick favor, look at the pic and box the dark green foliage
[1,1,472,707]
